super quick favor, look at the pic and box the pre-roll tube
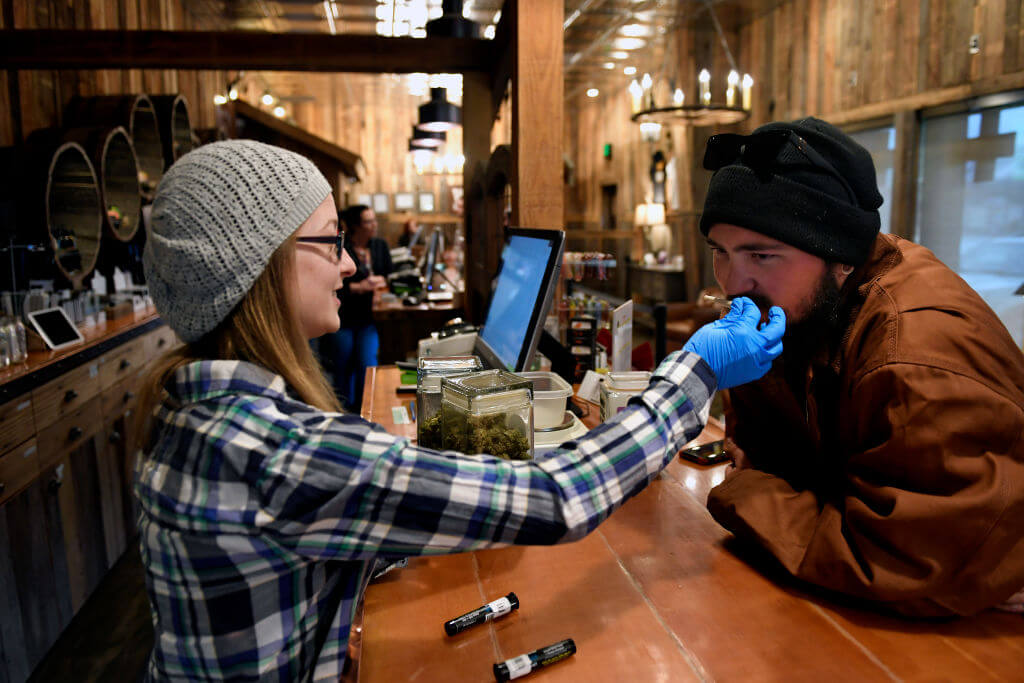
[443,592,519,636]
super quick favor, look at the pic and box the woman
[137,140,784,682]
[330,203,392,409]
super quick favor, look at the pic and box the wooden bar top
[0,307,163,402]
[358,366,1024,682]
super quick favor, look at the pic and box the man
[699,117,1024,617]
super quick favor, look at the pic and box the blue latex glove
[682,296,786,389]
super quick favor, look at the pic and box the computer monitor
[422,229,441,292]
[475,227,566,372]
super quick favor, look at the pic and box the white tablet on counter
[26,306,86,351]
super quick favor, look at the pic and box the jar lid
[606,371,651,391]
[442,369,533,411]
[515,370,572,400]
[417,355,483,387]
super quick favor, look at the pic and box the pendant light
[417,87,462,133]
[425,0,480,39]
[411,126,446,148]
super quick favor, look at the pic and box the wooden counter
[358,366,1024,682]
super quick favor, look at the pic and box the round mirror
[46,142,102,287]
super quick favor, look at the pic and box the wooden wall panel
[2,0,227,149]
[566,0,1024,298]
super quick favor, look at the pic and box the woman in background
[330,203,392,409]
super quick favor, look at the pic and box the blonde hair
[136,233,342,446]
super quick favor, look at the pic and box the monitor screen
[477,228,565,372]
[28,306,85,349]
[422,229,440,291]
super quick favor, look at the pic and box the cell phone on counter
[679,439,730,465]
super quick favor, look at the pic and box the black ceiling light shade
[411,126,446,148]
[417,87,462,132]
[425,0,480,39]
[409,139,436,152]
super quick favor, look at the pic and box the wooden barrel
[151,94,195,167]
[61,126,142,243]
[64,94,164,200]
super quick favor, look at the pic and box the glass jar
[441,370,534,460]
[416,355,483,449]
[599,371,651,421]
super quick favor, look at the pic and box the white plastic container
[517,371,573,429]
[599,371,651,421]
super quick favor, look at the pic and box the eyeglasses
[703,129,856,203]
[296,231,346,260]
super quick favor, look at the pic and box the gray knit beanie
[144,140,332,342]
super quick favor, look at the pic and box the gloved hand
[682,296,785,389]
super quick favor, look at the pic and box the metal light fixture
[425,0,480,39]
[411,126,446,148]
[417,87,462,132]
[629,2,751,129]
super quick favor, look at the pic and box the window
[915,98,1024,348]
[847,125,895,234]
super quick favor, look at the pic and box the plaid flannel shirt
[136,351,714,681]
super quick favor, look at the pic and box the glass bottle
[1,293,27,363]
[441,370,534,460]
[0,316,10,368]
[416,355,482,449]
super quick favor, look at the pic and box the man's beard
[741,270,845,363]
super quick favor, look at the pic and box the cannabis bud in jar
[440,370,534,460]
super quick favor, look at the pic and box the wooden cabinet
[0,315,178,683]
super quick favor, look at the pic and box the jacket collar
[813,233,903,375]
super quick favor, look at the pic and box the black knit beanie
[699,117,883,265]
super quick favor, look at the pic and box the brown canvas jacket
[707,233,1024,617]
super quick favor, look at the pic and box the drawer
[37,396,102,472]
[32,360,101,429]
[143,325,180,362]
[98,336,147,392]
[0,438,39,506]
[0,395,35,455]
[101,370,140,418]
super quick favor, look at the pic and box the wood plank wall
[565,0,1024,297]
[1,1,513,243]
[1,0,227,147]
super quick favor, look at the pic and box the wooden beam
[889,109,919,241]
[229,99,363,179]
[510,0,563,229]
[823,69,1024,125]
[0,29,497,74]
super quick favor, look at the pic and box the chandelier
[629,2,752,132]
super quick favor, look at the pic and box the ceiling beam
[0,29,497,73]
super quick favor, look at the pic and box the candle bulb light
[629,79,643,114]
[727,70,739,107]
[673,88,685,106]
[742,73,753,110]
[699,69,711,105]
[641,73,654,108]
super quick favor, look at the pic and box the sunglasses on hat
[703,129,857,204]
